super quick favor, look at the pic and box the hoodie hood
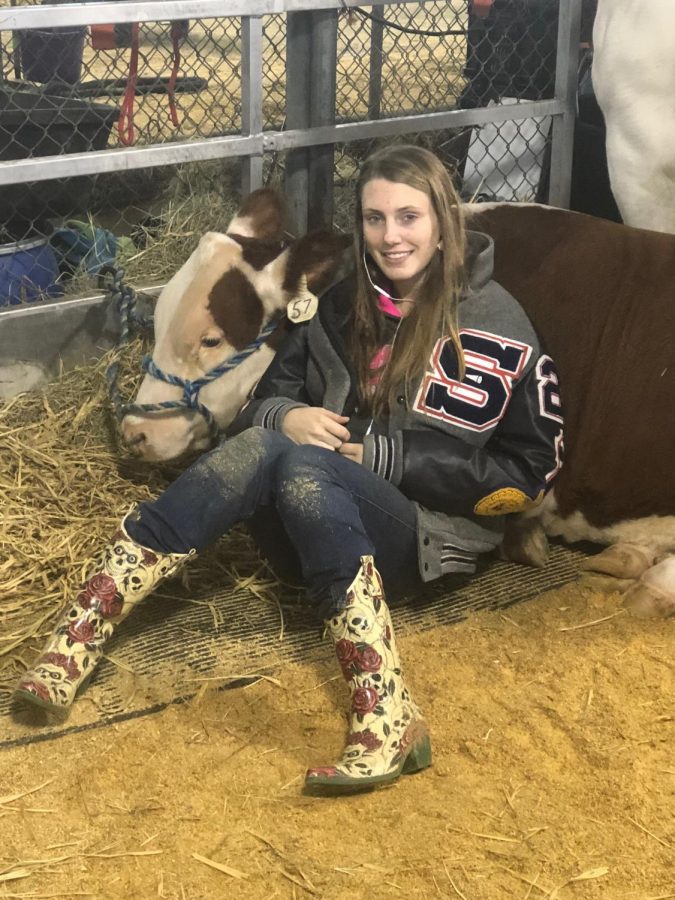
[465,229,495,292]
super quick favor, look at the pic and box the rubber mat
[1,543,586,749]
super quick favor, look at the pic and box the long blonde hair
[352,144,467,418]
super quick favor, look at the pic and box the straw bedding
[0,339,282,706]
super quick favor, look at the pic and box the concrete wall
[0,295,121,399]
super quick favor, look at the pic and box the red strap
[117,22,140,146]
[168,21,183,128]
[472,0,494,18]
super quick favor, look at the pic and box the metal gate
[0,0,582,394]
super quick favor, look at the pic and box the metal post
[548,0,582,208]
[241,15,264,195]
[284,11,312,234]
[368,14,384,121]
[307,8,338,228]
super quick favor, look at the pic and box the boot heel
[402,734,432,775]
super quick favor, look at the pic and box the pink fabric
[370,344,392,376]
[376,291,402,319]
[369,292,401,385]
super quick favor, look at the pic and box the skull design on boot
[305,556,431,794]
[14,516,193,713]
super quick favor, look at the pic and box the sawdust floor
[1,579,673,900]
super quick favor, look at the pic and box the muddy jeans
[126,427,421,619]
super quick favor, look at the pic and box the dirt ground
[2,579,673,900]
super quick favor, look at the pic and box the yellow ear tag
[287,275,319,323]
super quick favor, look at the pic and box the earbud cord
[362,250,416,305]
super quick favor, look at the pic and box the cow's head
[121,189,350,462]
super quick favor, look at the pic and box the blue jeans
[126,427,422,620]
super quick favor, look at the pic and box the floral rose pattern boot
[14,518,193,713]
[305,555,431,794]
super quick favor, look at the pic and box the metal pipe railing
[0,1,582,215]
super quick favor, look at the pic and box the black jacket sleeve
[226,322,312,437]
[364,358,563,517]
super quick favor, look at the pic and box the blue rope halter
[126,319,279,441]
[104,266,281,445]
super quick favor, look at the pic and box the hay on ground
[0,341,288,699]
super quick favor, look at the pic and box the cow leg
[579,542,655,580]
[622,555,675,619]
[499,516,549,568]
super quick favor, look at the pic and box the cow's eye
[201,336,221,348]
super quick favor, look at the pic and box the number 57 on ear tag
[287,275,319,323]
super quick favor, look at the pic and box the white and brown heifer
[593,0,675,232]
[121,189,349,461]
[467,202,675,616]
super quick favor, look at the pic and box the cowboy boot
[14,516,194,713]
[305,555,431,794]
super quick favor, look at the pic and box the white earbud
[362,249,397,301]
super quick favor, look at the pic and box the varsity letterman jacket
[228,230,564,581]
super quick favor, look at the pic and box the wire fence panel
[347,3,467,119]
[328,1,563,208]
[332,2,469,188]
[0,0,580,313]
[262,14,286,130]
[1,18,243,146]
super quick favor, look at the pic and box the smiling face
[361,178,441,299]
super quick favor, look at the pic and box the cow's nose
[121,421,147,454]
[126,434,146,457]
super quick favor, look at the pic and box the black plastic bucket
[18,27,87,85]
[0,84,118,236]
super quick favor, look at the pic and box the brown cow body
[466,203,675,535]
[467,203,675,615]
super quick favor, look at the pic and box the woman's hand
[338,442,364,465]
[282,407,351,450]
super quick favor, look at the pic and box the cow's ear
[226,188,285,240]
[282,230,352,297]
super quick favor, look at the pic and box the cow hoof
[580,543,655,580]
[500,518,549,568]
[622,556,675,619]
[578,573,636,595]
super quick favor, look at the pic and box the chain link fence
[0,1,575,312]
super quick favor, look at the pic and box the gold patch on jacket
[474,488,544,516]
